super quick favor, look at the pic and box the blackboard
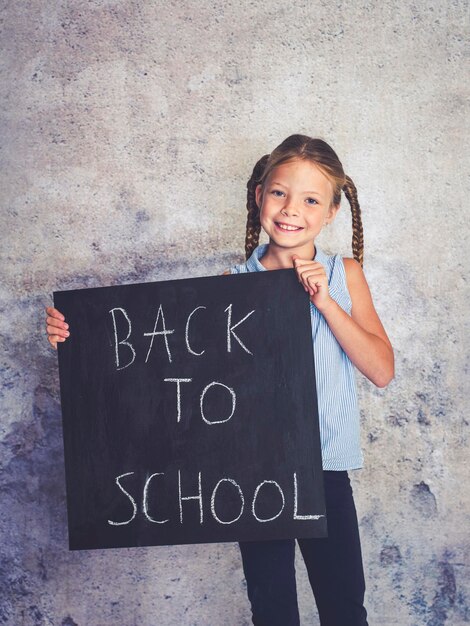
[54,269,326,550]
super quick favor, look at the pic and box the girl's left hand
[292,255,333,312]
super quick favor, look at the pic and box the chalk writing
[144,304,174,364]
[143,472,168,524]
[185,306,207,356]
[107,473,137,525]
[109,304,256,370]
[210,478,245,525]
[109,308,136,370]
[179,470,203,524]
[163,378,192,423]
[252,480,285,523]
[200,381,236,425]
[107,472,324,527]
[225,303,255,355]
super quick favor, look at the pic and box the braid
[245,154,269,260]
[342,175,364,267]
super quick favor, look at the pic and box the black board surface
[54,269,326,550]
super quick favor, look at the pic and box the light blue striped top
[229,243,363,471]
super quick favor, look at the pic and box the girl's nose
[281,204,299,217]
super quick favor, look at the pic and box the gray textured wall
[1,1,469,624]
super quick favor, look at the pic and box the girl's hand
[45,306,70,350]
[292,255,333,312]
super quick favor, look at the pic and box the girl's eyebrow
[270,181,323,196]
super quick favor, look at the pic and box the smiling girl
[227,134,394,625]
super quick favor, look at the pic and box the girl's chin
[268,238,314,252]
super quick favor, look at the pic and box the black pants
[238,471,368,626]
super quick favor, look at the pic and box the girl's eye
[306,198,318,205]
[271,189,284,197]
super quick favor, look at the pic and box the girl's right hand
[45,306,70,350]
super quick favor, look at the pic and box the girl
[45,134,394,626]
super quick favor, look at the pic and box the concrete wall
[1,1,469,624]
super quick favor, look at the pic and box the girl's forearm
[318,298,394,388]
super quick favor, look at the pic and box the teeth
[277,223,301,231]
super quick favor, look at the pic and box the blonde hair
[244,134,364,266]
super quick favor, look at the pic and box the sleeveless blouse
[229,243,363,470]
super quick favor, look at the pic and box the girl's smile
[274,221,304,232]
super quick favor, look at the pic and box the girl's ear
[326,202,340,224]
[255,184,263,209]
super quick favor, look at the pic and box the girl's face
[255,159,339,257]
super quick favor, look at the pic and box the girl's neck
[259,240,317,270]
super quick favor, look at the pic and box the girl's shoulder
[341,256,368,291]
[320,250,363,283]
[340,256,378,321]
[342,256,362,271]
[316,247,349,283]
[225,244,269,275]
[334,255,369,300]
